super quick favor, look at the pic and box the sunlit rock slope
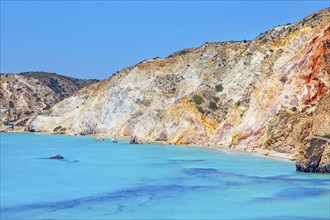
[30,9,330,171]
[0,72,98,125]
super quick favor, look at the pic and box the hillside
[0,72,99,125]
[29,9,330,172]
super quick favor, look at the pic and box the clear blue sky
[1,1,328,80]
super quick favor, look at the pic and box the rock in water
[49,155,64,160]
[296,137,330,173]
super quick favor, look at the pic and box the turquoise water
[1,133,329,220]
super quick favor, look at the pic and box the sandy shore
[173,142,294,161]
[71,132,295,161]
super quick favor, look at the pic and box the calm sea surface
[1,132,329,219]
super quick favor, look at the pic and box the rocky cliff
[29,9,330,172]
[0,72,99,125]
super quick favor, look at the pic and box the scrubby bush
[24,110,33,115]
[9,101,14,108]
[196,106,205,114]
[192,95,204,105]
[213,96,220,102]
[322,134,330,139]
[209,101,219,110]
[215,84,223,92]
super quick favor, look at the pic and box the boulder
[53,126,62,132]
[130,135,142,144]
[296,137,330,173]
[49,155,64,160]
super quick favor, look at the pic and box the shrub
[301,107,308,113]
[9,101,14,108]
[291,106,297,112]
[279,75,287,83]
[196,106,205,114]
[322,134,330,139]
[24,110,33,115]
[192,95,204,105]
[215,84,224,92]
[213,96,220,102]
[209,101,219,110]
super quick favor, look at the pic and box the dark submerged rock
[49,155,64,160]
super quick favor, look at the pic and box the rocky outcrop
[49,155,64,160]
[296,137,330,173]
[0,72,98,124]
[130,135,142,144]
[29,9,330,172]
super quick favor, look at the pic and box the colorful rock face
[29,9,330,172]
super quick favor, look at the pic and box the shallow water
[1,132,329,219]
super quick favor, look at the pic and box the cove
[1,132,329,219]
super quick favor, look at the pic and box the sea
[1,132,329,219]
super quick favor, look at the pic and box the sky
[0,1,329,80]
